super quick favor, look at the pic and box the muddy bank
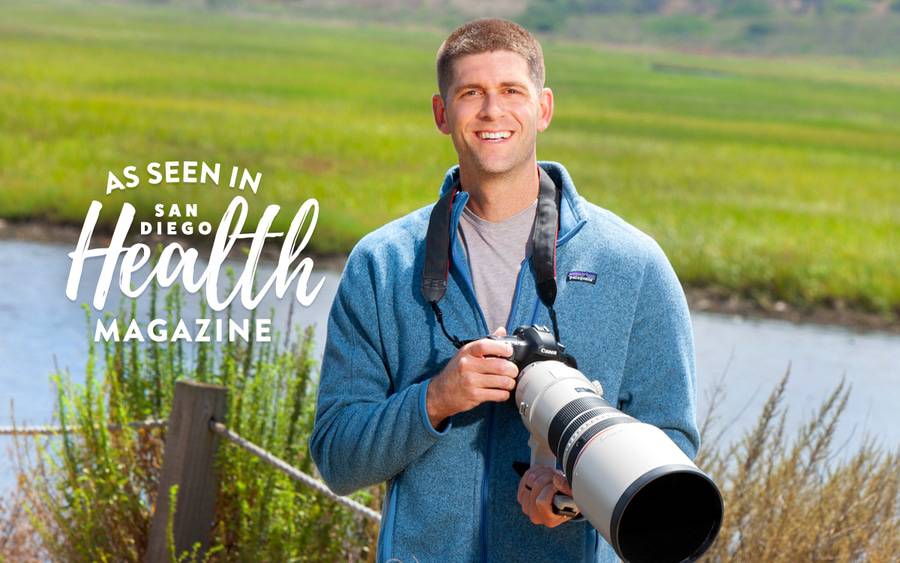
[2,218,896,334]
[685,287,898,335]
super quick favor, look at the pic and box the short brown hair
[436,18,545,100]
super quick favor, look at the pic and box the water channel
[2,239,898,495]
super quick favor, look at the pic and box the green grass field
[1,0,898,315]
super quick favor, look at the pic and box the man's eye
[464,89,480,97]
[505,88,520,94]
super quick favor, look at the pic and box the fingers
[479,388,511,403]
[517,467,546,508]
[517,474,527,507]
[534,484,568,528]
[527,472,555,514]
[429,330,519,420]
[518,468,572,528]
[465,337,513,359]
[535,482,555,516]
[457,353,518,379]
[477,358,519,379]
[553,472,573,496]
[518,467,553,516]
[457,357,517,382]
[453,378,510,405]
[477,373,517,392]
[466,374,514,403]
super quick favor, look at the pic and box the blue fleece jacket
[309,161,700,563]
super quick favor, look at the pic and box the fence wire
[0,416,380,524]
[209,420,382,524]
[0,419,167,435]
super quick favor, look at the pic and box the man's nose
[477,92,504,120]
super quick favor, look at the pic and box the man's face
[432,50,553,180]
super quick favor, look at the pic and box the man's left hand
[516,466,574,528]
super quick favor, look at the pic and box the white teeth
[478,131,511,140]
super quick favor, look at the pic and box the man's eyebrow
[452,81,530,94]
[453,83,484,94]
[498,81,530,89]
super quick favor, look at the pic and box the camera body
[489,325,576,371]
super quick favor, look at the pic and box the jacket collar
[437,161,586,242]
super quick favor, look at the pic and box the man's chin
[468,157,519,177]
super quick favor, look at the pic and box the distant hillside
[170,0,900,58]
[240,0,899,18]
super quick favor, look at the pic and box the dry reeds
[0,485,43,562]
[697,370,899,562]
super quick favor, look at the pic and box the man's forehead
[449,50,532,86]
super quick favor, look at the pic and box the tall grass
[0,488,41,561]
[5,282,381,562]
[696,372,899,561]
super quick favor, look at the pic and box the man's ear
[537,87,554,132]
[432,94,451,135]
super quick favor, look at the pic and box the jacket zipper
[479,258,530,563]
[450,195,512,563]
[449,192,586,563]
[474,260,529,563]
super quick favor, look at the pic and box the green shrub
[744,20,776,39]
[11,282,380,562]
[643,15,712,37]
[718,0,773,18]
[632,0,666,14]
[828,0,868,14]
[572,0,631,13]
[518,0,570,33]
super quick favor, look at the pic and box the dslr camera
[495,325,723,563]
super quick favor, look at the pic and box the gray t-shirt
[458,199,537,333]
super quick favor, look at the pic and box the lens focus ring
[554,406,619,460]
[547,396,611,454]
[563,414,637,483]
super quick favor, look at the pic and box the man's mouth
[476,130,512,141]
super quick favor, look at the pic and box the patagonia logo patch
[567,271,597,284]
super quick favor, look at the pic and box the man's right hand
[425,327,519,429]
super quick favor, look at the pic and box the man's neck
[458,161,540,222]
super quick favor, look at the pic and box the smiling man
[310,18,700,563]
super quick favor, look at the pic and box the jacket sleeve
[308,246,450,496]
[617,241,701,460]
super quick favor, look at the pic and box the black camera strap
[422,186,465,347]
[422,167,562,348]
[532,167,562,341]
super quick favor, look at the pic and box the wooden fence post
[145,380,228,563]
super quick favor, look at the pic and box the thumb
[553,472,573,496]
[491,326,507,337]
